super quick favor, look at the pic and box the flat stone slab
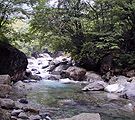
[58,113,101,120]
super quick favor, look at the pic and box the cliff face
[0,42,28,81]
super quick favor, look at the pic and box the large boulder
[105,83,125,93]
[82,81,108,91]
[0,42,28,81]
[109,75,129,84]
[84,71,103,82]
[61,66,86,81]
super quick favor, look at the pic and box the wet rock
[0,41,28,81]
[0,75,11,84]
[36,71,40,74]
[13,81,32,92]
[45,115,52,120]
[59,78,75,84]
[105,83,125,93]
[42,65,49,69]
[48,65,58,73]
[52,64,70,75]
[18,112,28,119]
[122,83,135,100]
[31,68,38,71]
[123,103,134,111]
[84,71,103,82]
[31,51,40,58]
[23,80,31,83]
[11,109,23,116]
[0,84,12,97]
[47,75,60,80]
[11,116,18,120]
[29,115,41,120]
[58,113,101,120]
[109,75,129,84]
[128,77,135,83]
[30,75,42,80]
[0,98,15,109]
[25,70,32,78]
[62,66,86,81]
[39,113,51,119]
[23,80,37,83]
[82,81,108,91]
[19,98,28,104]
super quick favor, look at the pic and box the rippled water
[27,80,135,120]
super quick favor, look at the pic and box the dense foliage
[29,0,135,69]
[1,0,135,70]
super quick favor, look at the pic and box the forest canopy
[1,0,135,70]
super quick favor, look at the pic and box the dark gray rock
[47,75,60,80]
[19,98,28,104]
[30,75,42,80]
[0,42,28,81]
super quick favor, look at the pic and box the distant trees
[30,0,135,69]
[0,0,36,42]
[1,0,135,70]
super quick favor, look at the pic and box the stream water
[27,80,135,120]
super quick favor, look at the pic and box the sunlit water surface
[27,80,135,120]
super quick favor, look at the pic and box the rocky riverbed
[1,52,135,120]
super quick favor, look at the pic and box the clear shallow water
[27,80,135,120]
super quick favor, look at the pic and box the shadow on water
[27,80,135,120]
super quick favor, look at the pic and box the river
[26,79,135,120]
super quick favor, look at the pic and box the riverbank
[1,52,135,120]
